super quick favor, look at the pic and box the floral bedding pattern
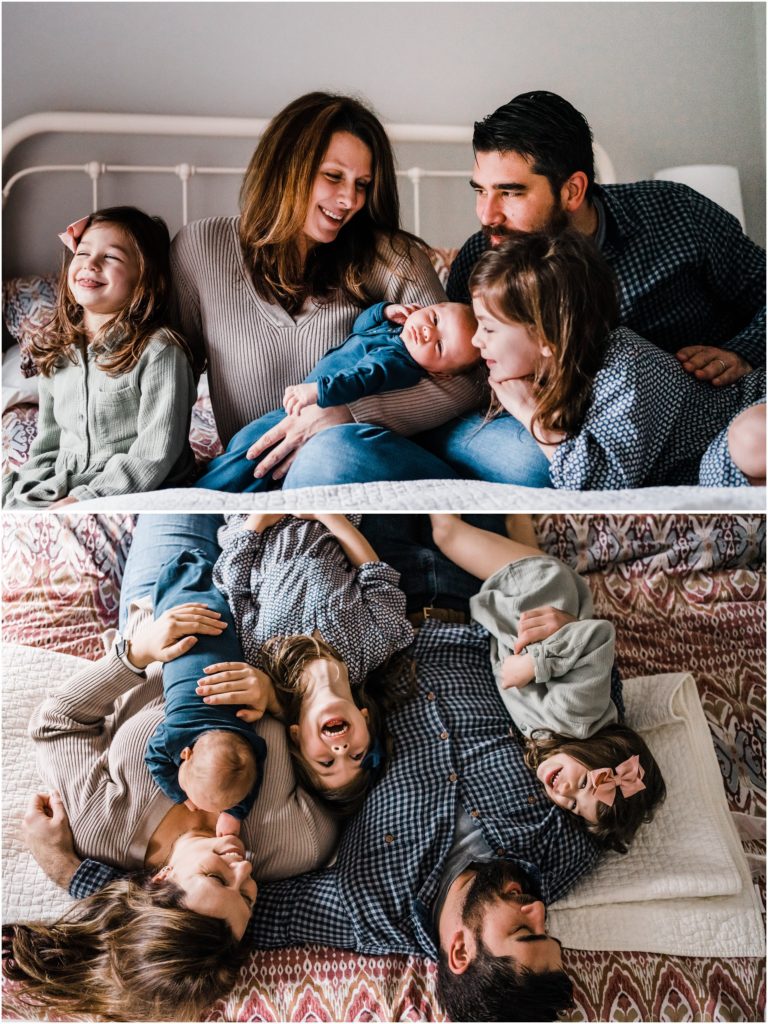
[1,514,765,1021]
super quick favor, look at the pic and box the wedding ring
[716,358,727,374]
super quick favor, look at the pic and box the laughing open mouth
[546,766,562,789]
[321,717,349,737]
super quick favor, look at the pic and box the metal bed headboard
[2,111,616,237]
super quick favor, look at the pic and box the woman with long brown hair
[174,91,479,486]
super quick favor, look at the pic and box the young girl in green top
[3,206,196,509]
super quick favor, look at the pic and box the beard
[461,861,541,928]
[482,204,569,246]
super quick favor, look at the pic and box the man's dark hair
[473,90,596,200]
[436,939,574,1022]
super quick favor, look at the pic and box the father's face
[471,150,569,246]
[457,861,563,974]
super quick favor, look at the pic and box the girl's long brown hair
[260,632,415,818]
[468,230,619,443]
[28,206,190,378]
[239,91,422,315]
[3,873,249,1021]
[524,724,666,853]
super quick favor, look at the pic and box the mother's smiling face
[154,831,257,940]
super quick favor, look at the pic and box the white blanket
[2,645,763,959]
[74,480,766,512]
[550,672,764,955]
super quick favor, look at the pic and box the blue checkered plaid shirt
[70,621,599,958]
[447,181,765,368]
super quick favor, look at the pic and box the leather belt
[408,606,468,627]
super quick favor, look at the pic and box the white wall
[3,1,765,276]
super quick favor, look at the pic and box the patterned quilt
[1,513,765,1022]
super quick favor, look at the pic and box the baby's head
[525,724,666,853]
[178,730,258,813]
[400,302,480,375]
[262,633,385,817]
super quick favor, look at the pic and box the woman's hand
[22,791,81,889]
[196,662,281,722]
[515,606,575,654]
[246,404,353,481]
[676,345,751,386]
[283,382,319,417]
[129,602,227,669]
[49,496,79,509]
[384,302,421,325]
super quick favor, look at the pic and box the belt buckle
[423,606,435,621]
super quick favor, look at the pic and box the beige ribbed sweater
[171,218,484,445]
[29,617,338,878]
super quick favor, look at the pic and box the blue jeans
[194,410,285,493]
[119,513,224,628]
[416,412,552,486]
[284,414,551,489]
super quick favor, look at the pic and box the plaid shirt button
[496,847,505,857]
[528,795,537,804]
[384,833,395,844]
[439,730,449,740]
[426,692,437,701]
[448,772,458,783]
[470,809,481,819]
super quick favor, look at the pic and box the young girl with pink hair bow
[430,513,666,853]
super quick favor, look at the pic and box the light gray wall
[3,1,765,276]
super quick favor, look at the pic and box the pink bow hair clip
[58,216,91,253]
[586,754,646,808]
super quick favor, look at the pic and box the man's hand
[130,602,227,669]
[196,662,281,721]
[515,606,575,654]
[384,302,421,325]
[22,792,81,889]
[283,382,319,417]
[246,405,353,481]
[676,346,752,386]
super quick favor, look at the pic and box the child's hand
[216,812,242,838]
[283,382,319,416]
[197,662,281,720]
[384,303,421,325]
[500,652,535,689]
[515,606,575,653]
[244,513,285,533]
[130,603,226,669]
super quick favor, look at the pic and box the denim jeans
[119,513,224,628]
[284,414,551,489]
[416,412,552,486]
[194,410,285,493]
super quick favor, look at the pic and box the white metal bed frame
[2,111,616,236]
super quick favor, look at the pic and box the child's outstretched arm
[430,513,541,580]
[295,513,379,567]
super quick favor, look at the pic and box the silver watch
[114,633,144,674]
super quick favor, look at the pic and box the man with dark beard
[421,90,765,485]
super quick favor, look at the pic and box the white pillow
[2,345,39,411]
